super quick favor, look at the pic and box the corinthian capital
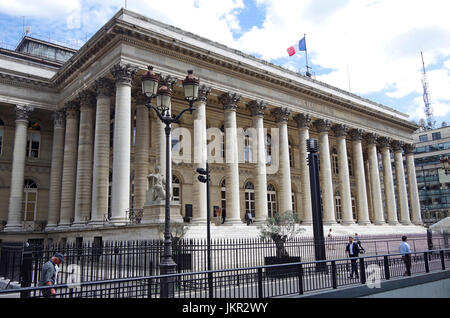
[378,136,392,149]
[159,74,178,89]
[391,140,404,152]
[78,91,96,108]
[246,100,267,117]
[348,128,364,141]
[404,143,415,154]
[219,92,241,111]
[197,84,211,103]
[364,132,378,145]
[64,101,79,119]
[15,104,34,122]
[271,107,291,123]
[52,111,65,129]
[94,78,114,97]
[111,63,138,86]
[294,113,312,129]
[332,124,349,138]
[313,119,331,133]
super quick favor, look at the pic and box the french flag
[287,36,306,56]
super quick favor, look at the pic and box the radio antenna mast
[421,51,434,130]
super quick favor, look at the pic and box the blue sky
[1,0,449,127]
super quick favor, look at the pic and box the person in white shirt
[398,236,412,276]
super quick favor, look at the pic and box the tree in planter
[158,222,187,245]
[258,210,305,258]
[159,222,190,271]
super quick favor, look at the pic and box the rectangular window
[332,155,339,174]
[432,132,441,140]
[419,135,428,142]
[27,133,40,158]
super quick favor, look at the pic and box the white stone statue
[146,166,166,204]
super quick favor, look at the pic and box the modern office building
[413,126,450,225]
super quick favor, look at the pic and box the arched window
[23,179,37,222]
[332,148,338,175]
[27,122,40,158]
[335,191,342,222]
[0,118,4,155]
[172,175,181,202]
[220,179,226,211]
[267,184,277,217]
[266,134,272,165]
[245,181,255,217]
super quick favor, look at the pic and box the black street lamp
[141,66,199,298]
[306,139,327,272]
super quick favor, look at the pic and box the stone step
[184,223,427,239]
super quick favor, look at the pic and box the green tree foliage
[258,210,305,257]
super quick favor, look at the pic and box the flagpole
[304,34,311,77]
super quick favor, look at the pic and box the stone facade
[0,9,425,241]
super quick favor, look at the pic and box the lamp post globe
[141,66,160,99]
[182,70,199,107]
[156,84,172,115]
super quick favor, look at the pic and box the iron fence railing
[0,233,446,289]
[0,248,448,298]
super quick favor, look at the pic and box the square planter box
[264,256,301,278]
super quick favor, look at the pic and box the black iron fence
[0,233,446,289]
[0,248,448,298]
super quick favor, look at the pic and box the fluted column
[73,91,96,227]
[90,78,113,225]
[349,129,371,225]
[4,105,34,231]
[405,144,422,225]
[333,124,354,225]
[294,114,312,225]
[191,85,210,224]
[45,111,65,230]
[314,119,335,225]
[379,137,398,225]
[392,140,411,225]
[247,100,268,222]
[271,107,292,214]
[365,133,385,225]
[59,103,79,227]
[219,92,242,224]
[134,93,150,210]
[110,63,137,225]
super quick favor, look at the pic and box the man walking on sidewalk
[39,253,64,298]
[345,236,360,279]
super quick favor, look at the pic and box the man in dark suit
[345,236,360,279]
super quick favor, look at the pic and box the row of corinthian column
[3,64,422,230]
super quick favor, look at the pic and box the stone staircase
[184,222,427,239]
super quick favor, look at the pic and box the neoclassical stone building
[0,9,425,242]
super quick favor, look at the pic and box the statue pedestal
[141,201,183,224]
